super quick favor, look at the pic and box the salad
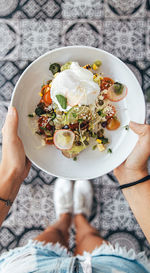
[28,60,127,159]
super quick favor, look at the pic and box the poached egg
[51,62,100,111]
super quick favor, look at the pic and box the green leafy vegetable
[56,95,67,109]
[73,157,77,161]
[49,63,60,75]
[124,125,129,130]
[98,110,106,117]
[72,112,77,118]
[98,110,102,116]
[107,148,112,153]
[84,140,89,146]
[99,137,109,144]
[78,119,84,123]
[91,132,97,138]
[50,112,56,120]
[28,114,34,117]
[35,107,45,116]
[40,126,47,131]
[92,145,97,150]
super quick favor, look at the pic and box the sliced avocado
[62,144,87,158]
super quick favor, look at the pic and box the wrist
[116,168,148,186]
[0,164,21,201]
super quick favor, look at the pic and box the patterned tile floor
[0,0,150,257]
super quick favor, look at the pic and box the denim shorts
[0,240,150,273]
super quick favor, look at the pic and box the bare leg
[74,214,107,255]
[34,213,72,248]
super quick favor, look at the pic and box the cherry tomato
[43,90,52,105]
[106,117,120,130]
[45,138,54,145]
[100,77,114,91]
[38,116,53,133]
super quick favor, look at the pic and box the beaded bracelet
[0,197,13,207]
[119,175,150,190]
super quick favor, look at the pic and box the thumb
[2,106,18,139]
[129,121,146,135]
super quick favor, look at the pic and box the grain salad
[28,60,127,159]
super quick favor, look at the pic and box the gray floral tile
[104,0,146,18]
[1,62,18,80]
[146,19,150,60]
[21,0,61,19]
[61,20,103,47]
[20,19,62,60]
[143,66,150,91]
[0,82,14,101]
[146,103,150,123]
[103,19,145,61]
[62,0,104,19]
[22,0,40,18]
[107,232,141,253]
[0,61,21,101]
[126,62,142,85]
[0,19,20,60]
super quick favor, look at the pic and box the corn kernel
[97,143,105,152]
[54,110,56,112]
[38,92,43,97]
[93,73,98,79]
[46,137,53,140]
[93,64,98,70]
[83,64,91,70]
[96,139,102,144]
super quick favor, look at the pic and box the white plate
[11,46,145,180]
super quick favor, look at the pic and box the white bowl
[11,46,145,180]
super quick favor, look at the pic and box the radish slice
[106,83,127,102]
[54,129,75,150]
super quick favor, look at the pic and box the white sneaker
[54,178,73,219]
[73,180,93,218]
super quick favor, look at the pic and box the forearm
[0,166,21,226]
[121,175,150,243]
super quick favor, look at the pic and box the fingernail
[8,106,16,116]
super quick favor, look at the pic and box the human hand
[0,106,31,186]
[114,121,150,185]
